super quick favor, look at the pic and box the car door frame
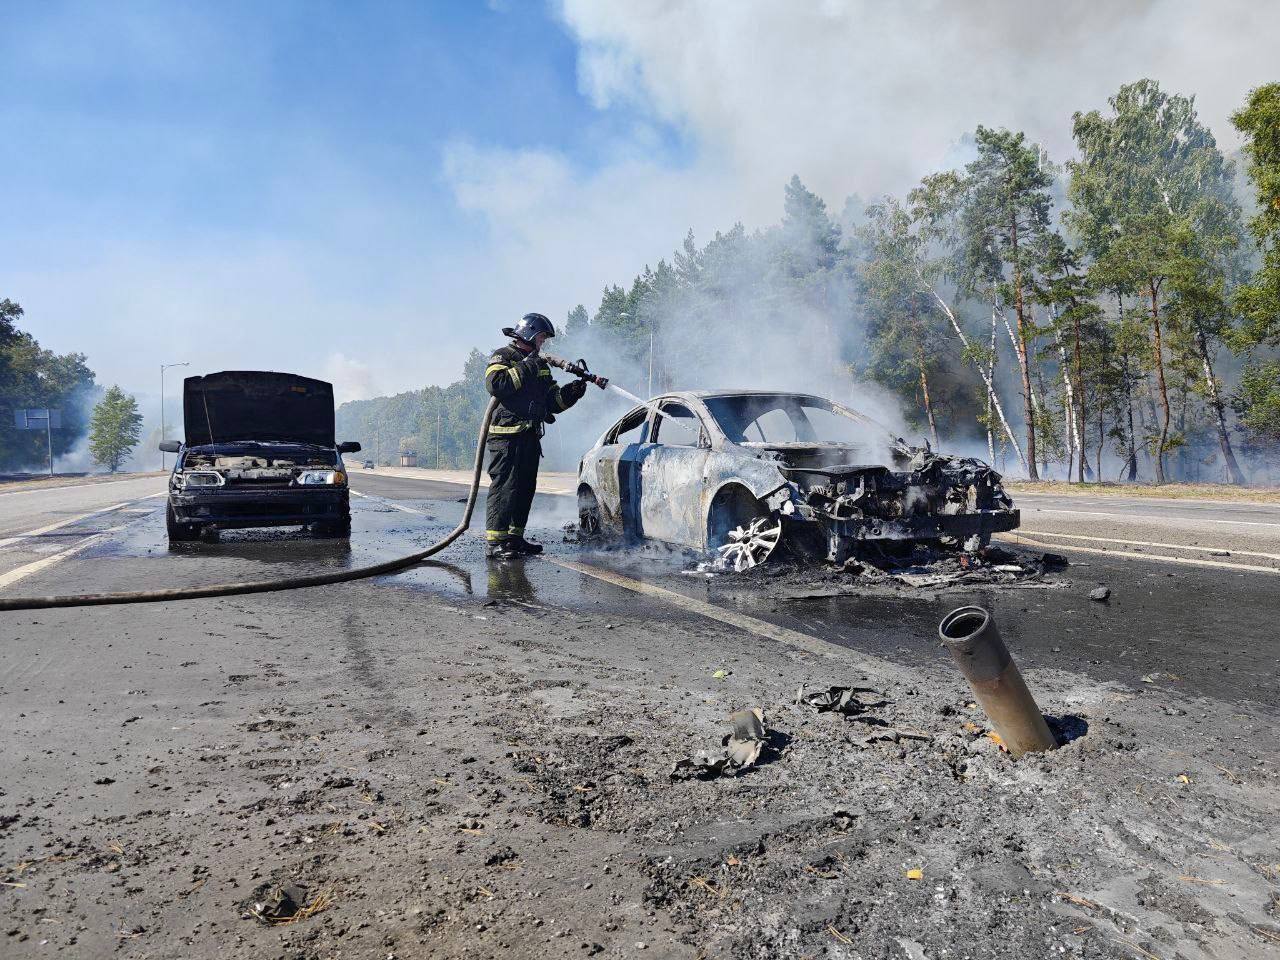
[636,400,713,547]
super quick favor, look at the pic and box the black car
[159,371,362,541]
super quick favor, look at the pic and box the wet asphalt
[0,471,1274,707]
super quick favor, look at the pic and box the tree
[909,171,1028,470]
[859,197,945,446]
[1068,79,1240,482]
[89,386,143,472]
[1231,83,1280,348]
[961,127,1056,479]
[0,298,98,470]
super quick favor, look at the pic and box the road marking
[0,492,166,549]
[999,532,1280,576]
[0,475,165,498]
[549,557,892,668]
[349,490,429,515]
[0,528,125,591]
[1016,528,1280,563]
[1015,491,1280,509]
[1025,507,1280,529]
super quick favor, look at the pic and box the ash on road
[1,472,1278,959]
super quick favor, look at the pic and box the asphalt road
[0,472,1275,704]
[2,472,1279,957]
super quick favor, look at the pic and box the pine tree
[89,386,143,473]
[961,127,1056,479]
[1068,79,1240,482]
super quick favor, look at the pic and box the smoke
[323,352,380,406]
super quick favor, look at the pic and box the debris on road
[1089,585,1111,601]
[671,708,768,780]
[245,883,334,925]
[795,685,888,716]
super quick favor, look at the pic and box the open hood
[183,371,335,448]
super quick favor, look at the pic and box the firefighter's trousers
[485,430,540,542]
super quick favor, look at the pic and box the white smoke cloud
[558,0,1280,202]
[323,352,379,405]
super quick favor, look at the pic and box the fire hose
[0,356,610,612]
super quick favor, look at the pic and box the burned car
[159,371,361,541]
[577,391,1019,569]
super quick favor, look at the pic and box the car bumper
[170,487,349,528]
[821,508,1020,546]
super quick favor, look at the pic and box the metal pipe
[938,606,1057,758]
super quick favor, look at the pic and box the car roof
[650,390,831,402]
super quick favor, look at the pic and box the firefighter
[483,313,587,560]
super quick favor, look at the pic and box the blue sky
[3,0,1276,411]
[0,1,689,404]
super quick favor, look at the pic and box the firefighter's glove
[561,379,588,404]
[517,355,543,382]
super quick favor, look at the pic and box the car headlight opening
[297,470,342,486]
[179,471,224,488]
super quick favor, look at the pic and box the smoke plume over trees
[341,78,1280,484]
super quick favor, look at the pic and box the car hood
[184,371,335,447]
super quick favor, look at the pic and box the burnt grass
[2,561,1279,959]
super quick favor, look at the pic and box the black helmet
[502,312,556,343]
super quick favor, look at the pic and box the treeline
[557,78,1280,484]
[343,78,1280,484]
[0,299,98,471]
[335,350,491,469]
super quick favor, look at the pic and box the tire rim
[717,516,782,571]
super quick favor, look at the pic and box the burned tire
[707,486,782,571]
[577,486,611,541]
[166,503,201,543]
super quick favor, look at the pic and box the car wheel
[166,504,201,543]
[317,515,352,538]
[707,487,782,571]
[577,486,612,541]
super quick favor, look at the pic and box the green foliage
[0,298,98,470]
[1233,361,1280,445]
[1232,83,1280,347]
[88,386,143,472]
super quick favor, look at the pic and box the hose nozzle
[543,353,609,390]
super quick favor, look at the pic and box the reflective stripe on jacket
[483,344,580,435]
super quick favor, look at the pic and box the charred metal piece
[938,606,1057,759]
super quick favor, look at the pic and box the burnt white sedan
[576,391,1019,569]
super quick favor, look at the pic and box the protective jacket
[483,344,582,436]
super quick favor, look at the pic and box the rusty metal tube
[938,606,1057,759]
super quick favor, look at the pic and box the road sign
[14,408,61,430]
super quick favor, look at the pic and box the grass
[1004,479,1280,504]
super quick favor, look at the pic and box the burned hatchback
[577,391,1019,569]
[160,371,361,541]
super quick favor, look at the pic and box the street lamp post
[160,362,190,470]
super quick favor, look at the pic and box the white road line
[1016,528,1280,563]
[0,475,165,497]
[1025,507,1280,528]
[549,557,890,668]
[349,490,429,515]
[0,491,166,549]
[0,528,125,591]
[998,532,1280,576]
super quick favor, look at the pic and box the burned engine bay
[176,443,340,487]
[763,441,1019,563]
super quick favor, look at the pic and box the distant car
[160,371,362,541]
[363,460,375,470]
[577,390,1019,569]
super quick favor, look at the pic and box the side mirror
[338,441,362,454]
[159,441,181,453]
